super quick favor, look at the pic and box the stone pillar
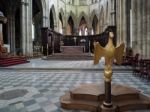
[21,0,27,55]
[110,0,115,26]
[26,0,33,57]
[116,0,126,45]
[131,0,137,55]
[11,16,16,54]
[147,1,150,58]
[0,24,3,45]
[142,0,147,58]
[122,0,127,46]
[126,0,131,48]
[7,14,15,54]
[136,0,142,57]
[62,27,65,35]
[140,0,143,58]
[42,16,49,28]
[21,0,33,57]
[116,0,121,43]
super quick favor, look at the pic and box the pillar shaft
[26,0,33,56]
[21,0,33,56]
[11,16,16,54]
[0,24,3,45]
[137,0,142,56]
[7,14,15,54]
[21,0,27,55]
[131,0,138,54]
[142,0,147,58]
[147,1,150,58]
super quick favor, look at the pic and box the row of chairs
[122,54,139,66]
[132,58,150,80]
[121,53,150,80]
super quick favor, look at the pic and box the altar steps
[0,57,29,67]
[47,53,93,60]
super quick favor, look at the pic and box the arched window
[85,28,88,35]
[78,16,88,36]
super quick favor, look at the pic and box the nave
[0,59,149,112]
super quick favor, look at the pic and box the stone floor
[1,58,132,70]
[0,58,149,112]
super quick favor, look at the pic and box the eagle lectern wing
[94,43,105,65]
[114,43,125,65]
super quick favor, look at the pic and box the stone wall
[1,0,149,58]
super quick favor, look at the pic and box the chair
[139,60,148,78]
[123,53,139,66]
[147,62,150,80]
[132,59,140,76]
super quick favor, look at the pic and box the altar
[61,46,85,55]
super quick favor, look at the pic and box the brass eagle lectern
[94,31,125,108]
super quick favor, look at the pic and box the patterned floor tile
[0,59,149,112]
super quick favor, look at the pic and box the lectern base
[60,83,150,112]
[101,105,117,112]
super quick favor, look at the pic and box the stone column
[131,0,137,55]
[116,0,126,45]
[21,0,33,57]
[5,9,16,55]
[142,0,147,58]
[11,15,16,54]
[121,0,126,43]
[136,0,142,56]
[116,0,121,43]
[111,0,115,26]
[147,1,150,58]
[26,0,33,57]
[62,26,65,35]
[0,24,3,45]
[140,0,143,58]
[21,0,27,55]
[42,16,48,28]
[7,15,11,49]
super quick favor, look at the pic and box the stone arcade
[0,0,150,112]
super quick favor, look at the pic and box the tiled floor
[0,59,149,112]
[1,58,132,70]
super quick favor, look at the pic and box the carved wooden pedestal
[60,83,150,112]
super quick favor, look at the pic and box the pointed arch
[58,12,63,34]
[92,15,99,34]
[66,16,74,35]
[59,8,65,28]
[91,10,99,22]
[90,10,99,34]
[78,16,88,36]
[78,11,88,27]
[49,5,57,29]
[99,7,105,32]
[67,11,76,27]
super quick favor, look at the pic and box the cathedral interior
[0,0,150,112]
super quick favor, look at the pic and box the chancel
[0,0,149,112]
